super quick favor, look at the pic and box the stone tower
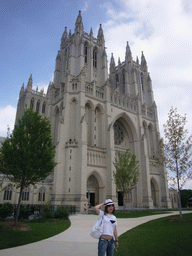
[14,11,171,211]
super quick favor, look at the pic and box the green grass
[0,218,70,250]
[115,213,192,256]
[115,210,170,218]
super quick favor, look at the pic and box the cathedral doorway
[90,192,95,206]
[118,191,123,206]
[87,174,99,206]
[151,179,159,207]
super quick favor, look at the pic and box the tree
[180,189,192,208]
[162,107,192,218]
[113,149,139,212]
[0,109,57,225]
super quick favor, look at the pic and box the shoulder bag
[90,216,103,239]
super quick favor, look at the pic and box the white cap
[105,199,114,206]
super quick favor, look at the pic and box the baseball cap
[105,199,114,206]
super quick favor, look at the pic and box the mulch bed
[1,219,32,231]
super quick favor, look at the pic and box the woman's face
[107,204,114,214]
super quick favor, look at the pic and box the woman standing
[94,199,119,256]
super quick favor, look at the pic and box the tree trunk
[14,186,24,225]
[122,192,126,213]
[176,156,182,219]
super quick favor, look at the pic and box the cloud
[0,105,16,137]
[82,1,89,12]
[102,0,192,136]
[34,82,49,94]
[100,0,192,189]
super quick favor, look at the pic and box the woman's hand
[115,241,119,249]
[94,202,105,214]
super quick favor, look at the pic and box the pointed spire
[75,10,84,34]
[103,47,107,57]
[27,74,33,90]
[61,27,68,49]
[125,41,132,63]
[141,51,148,71]
[97,24,105,46]
[20,83,24,94]
[69,29,71,37]
[56,51,61,60]
[97,24,104,38]
[110,53,116,73]
[136,56,139,67]
[90,27,93,37]
[118,57,121,66]
[147,73,151,82]
[61,27,68,41]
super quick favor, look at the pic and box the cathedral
[1,11,172,211]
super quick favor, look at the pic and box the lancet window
[122,70,125,94]
[38,187,45,202]
[84,42,88,64]
[22,188,29,201]
[42,102,46,114]
[93,48,97,68]
[115,74,119,88]
[36,100,40,112]
[141,73,144,91]
[30,98,34,110]
[3,185,12,201]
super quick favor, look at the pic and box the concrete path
[0,211,191,256]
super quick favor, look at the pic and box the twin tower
[15,11,171,211]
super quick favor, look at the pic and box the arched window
[42,102,46,114]
[30,98,34,110]
[114,120,124,145]
[85,103,93,146]
[115,74,119,88]
[36,100,40,112]
[38,187,45,202]
[95,106,102,147]
[84,42,88,64]
[93,48,97,68]
[122,70,125,94]
[141,73,144,91]
[3,185,12,201]
[22,188,29,201]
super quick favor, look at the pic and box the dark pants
[98,237,114,256]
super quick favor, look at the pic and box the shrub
[39,204,54,219]
[0,203,13,219]
[19,205,33,219]
[54,206,69,219]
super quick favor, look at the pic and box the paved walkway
[0,211,191,256]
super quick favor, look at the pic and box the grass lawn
[115,213,192,256]
[0,218,70,250]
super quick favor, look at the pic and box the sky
[0,0,192,188]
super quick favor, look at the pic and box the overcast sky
[1,0,192,188]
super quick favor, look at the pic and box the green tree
[0,109,57,225]
[180,189,192,208]
[162,107,192,218]
[113,149,139,212]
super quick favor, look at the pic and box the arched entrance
[151,178,159,207]
[87,171,104,206]
[87,175,99,206]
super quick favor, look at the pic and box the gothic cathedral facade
[10,11,171,210]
